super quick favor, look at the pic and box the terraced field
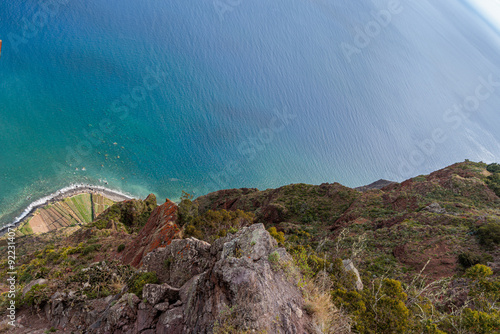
[93,194,115,220]
[14,193,115,236]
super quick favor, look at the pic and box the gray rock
[178,224,310,333]
[22,278,48,297]
[157,307,184,334]
[29,224,316,333]
[143,283,180,305]
[141,238,212,287]
[343,259,363,290]
[424,202,446,214]
[154,302,169,312]
[136,304,158,331]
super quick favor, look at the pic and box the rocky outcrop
[423,202,446,214]
[143,283,180,305]
[141,238,212,287]
[42,224,311,333]
[122,198,181,267]
[139,223,309,333]
[343,260,363,291]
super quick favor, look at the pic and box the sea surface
[1,0,500,226]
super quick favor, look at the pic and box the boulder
[424,202,447,214]
[343,259,363,290]
[136,302,159,332]
[156,307,184,334]
[143,283,180,305]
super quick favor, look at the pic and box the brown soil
[393,238,456,281]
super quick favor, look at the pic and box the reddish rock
[136,302,158,332]
[156,308,184,334]
[122,199,181,267]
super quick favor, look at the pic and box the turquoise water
[1,0,500,226]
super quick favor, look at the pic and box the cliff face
[23,225,311,333]
[3,161,500,334]
[122,199,180,268]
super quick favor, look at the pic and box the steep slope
[194,161,500,282]
[2,161,500,333]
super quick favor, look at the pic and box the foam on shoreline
[1,184,136,235]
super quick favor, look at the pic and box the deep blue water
[1,0,500,226]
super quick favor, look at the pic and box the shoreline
[0,184,136,236]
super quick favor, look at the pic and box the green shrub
[128,272,158,298]
[35,267,50,279]
[178,191,198,226]
[422,320,447,334]
[486,172,500,197]
[46,250,61,263]
[330,258,358,291]
[461,308,500,334]
[23,284,50,308]
[184,224,203,239]
[459,252,481,268]
[19,271,33,284]
[477,222,500,248]
[182,208,254,242]
[268,251,280,264]
[334,278,410,333]
[458,252,492,268]
[486,163,500,173]
[290,245,316,277]
[332,289,366,316]
[93,195,157,232]
[217,229,227,238]
[81,244,102,256]
[117,244,126,252]
[268,227,285,244]
[465,264,493,280]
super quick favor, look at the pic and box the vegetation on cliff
[191,160,500,333]
[0,160,499,333]
[92,193,157,233]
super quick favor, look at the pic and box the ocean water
[1,0,500,226]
